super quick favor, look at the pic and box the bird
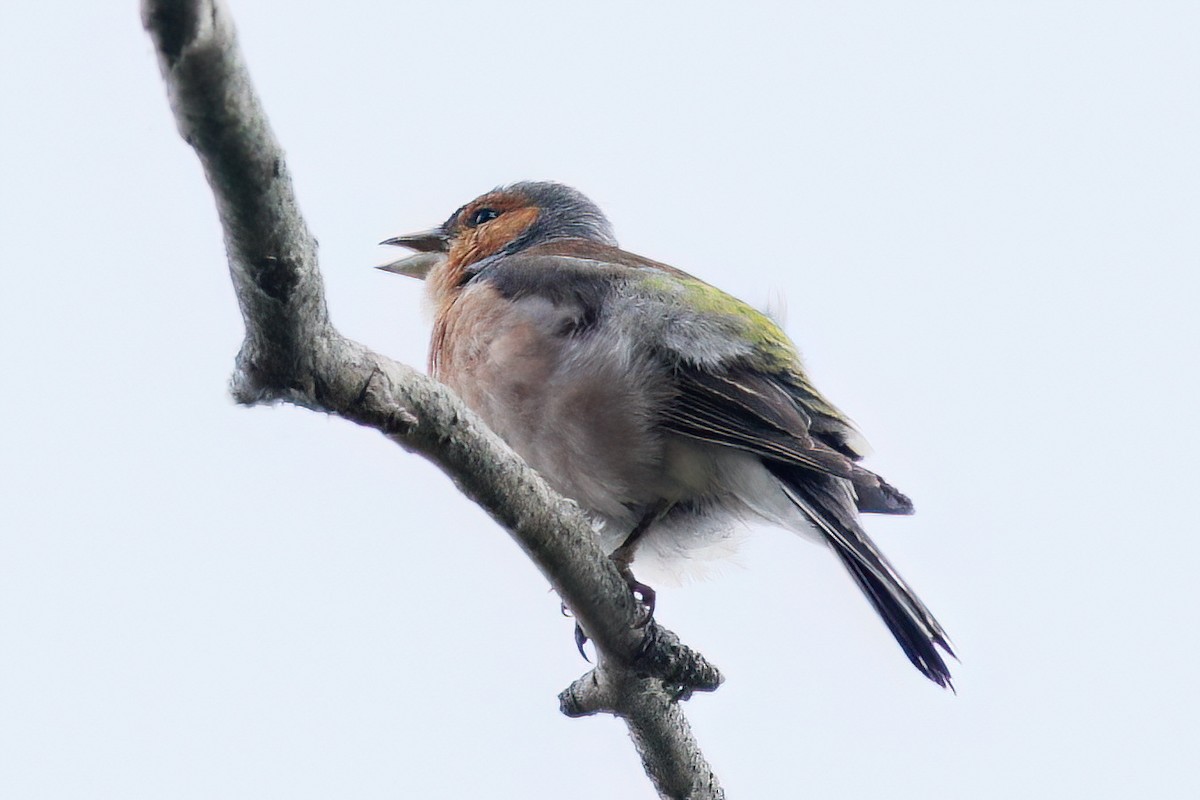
[378,181,955,688]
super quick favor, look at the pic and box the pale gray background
[2,2,1197,798]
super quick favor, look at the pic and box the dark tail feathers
[769,463,955,688]
[831,542,956,689]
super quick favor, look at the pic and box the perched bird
[379,182,954,687]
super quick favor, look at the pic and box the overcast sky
[2,2,1198,798]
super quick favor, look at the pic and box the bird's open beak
[376,228,449,280]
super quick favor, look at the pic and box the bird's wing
[666,366,914,515]
[664,366,855,477]
[493,240,913,513]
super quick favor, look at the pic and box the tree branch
[141,1,724,796]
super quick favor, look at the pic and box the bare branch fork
[142,1,724,796]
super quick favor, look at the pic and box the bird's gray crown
[505,181,618,248]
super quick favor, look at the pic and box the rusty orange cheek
[449,206,540,268]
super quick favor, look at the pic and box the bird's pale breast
[433,281,717,538]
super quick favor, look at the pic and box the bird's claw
[565,562,657,662]
[628,579,656,628]
[574,622,591,662]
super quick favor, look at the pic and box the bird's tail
[768,464,956,688]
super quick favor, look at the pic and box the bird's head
[377,182,616,281]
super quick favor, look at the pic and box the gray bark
[141,2,725,797]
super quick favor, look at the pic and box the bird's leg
[610,506,664,627]
[572,506,665,658]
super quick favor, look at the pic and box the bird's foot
[566,569,657,662]
[618,565,656,628]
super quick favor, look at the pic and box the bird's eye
[468,208,500,227]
